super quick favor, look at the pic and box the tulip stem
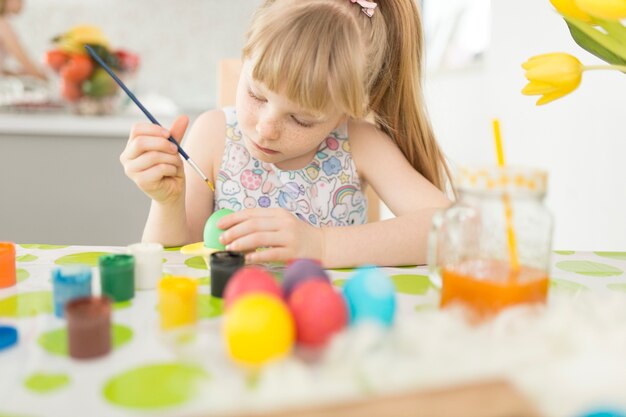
[584,64,626,72]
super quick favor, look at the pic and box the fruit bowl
[43,25,139,116]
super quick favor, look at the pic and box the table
[1,245,626,417]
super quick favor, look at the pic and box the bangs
[243,1,368,118]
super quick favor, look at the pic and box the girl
[121,0,451,268]
[0,0,46,79]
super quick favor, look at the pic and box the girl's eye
[291,116,313,128]
[247,89,267,102]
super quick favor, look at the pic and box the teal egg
[343,266,396,327]
[203,209,234,250]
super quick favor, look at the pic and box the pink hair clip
[350,0,377,17]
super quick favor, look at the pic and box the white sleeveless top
[214,107,368,227]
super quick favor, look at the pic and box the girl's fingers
[128,123,170,144]
[246,247,291,264]
[125,151,182,175]
[124,136,179,161]
[225,230,286,252]
[168,115,189,144]
[217,208,285,229]
[220,217,283,245]
[133,164,179,187]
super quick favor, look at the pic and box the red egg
[287,280,348,347]
[223,266,283,309]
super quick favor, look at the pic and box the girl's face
[235,61,345,171]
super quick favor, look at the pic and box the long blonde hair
[243,0,451,191]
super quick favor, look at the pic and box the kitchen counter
[0,110,201,246]
[0,110,180,138]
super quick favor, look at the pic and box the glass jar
[428,166,553,319]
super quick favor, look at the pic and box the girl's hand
[120,116,189,204]
[217,208,325,264]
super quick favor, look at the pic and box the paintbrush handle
[84,45,214,188]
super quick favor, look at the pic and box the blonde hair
[243,0,451,191]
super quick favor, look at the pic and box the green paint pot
[99,254,135,302]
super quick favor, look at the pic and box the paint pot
[99,254,135,302]
[0,325,18,351]
[0,242,16,289]
[52,265,92,318]
[210,251,245,298]
[127,243,163,290]
[65,296,112,360]
[158,276,198,330]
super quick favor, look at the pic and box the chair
[217,59,381,222]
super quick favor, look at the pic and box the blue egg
[577,410,626,417]
[343,266,396,327]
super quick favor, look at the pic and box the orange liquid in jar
[440,259,548,319]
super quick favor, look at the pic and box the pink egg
[287,280,348,348]
[224,266,283,309]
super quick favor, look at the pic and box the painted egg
[282,258,329,297]
[288,280,347,347]
[343,266,396,327]
[224,294,295,367]
[223,266,283,309]
[203,208,234,250]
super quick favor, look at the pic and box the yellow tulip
[549,0,593,22]
[522,53,583,105]
[575,0,626,20]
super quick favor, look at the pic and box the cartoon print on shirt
[224,143,249,175]
[308,177,337,219]
[241,169,263,190]
[305,163,320,181]
[261,163,283,195]
[218,197,242,212]
[347,207,366,225]
[243,190,257,209]
[222,179,241,196]
[325,136,339,151]
[277,182,306,212]
[331,203,349,222]
[322,156,342,176]
[226,124,242,142]
[215,108,367,228]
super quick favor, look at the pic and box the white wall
[8,0,626,251]
[12,0,261,110]
[425,0,626,251]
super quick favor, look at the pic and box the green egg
[203,208,234,250]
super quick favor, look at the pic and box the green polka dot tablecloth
[1,245,625,417]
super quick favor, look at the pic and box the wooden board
[222,380,541,417]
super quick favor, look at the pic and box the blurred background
[0,0,624,253]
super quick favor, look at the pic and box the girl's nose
[256,112,281,141]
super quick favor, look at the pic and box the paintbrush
[84,45,215,191]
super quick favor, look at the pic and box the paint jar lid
[0,325,18,351]
[210,251,245,266]
[99,254,134,269]
[52,265,92,285]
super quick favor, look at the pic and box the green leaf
[565,17,626,66]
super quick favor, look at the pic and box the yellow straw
[492,119,520,274]
[493,119,505,167]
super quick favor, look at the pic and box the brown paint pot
[65,296,112,360]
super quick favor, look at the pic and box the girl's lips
[252,140,279,155]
